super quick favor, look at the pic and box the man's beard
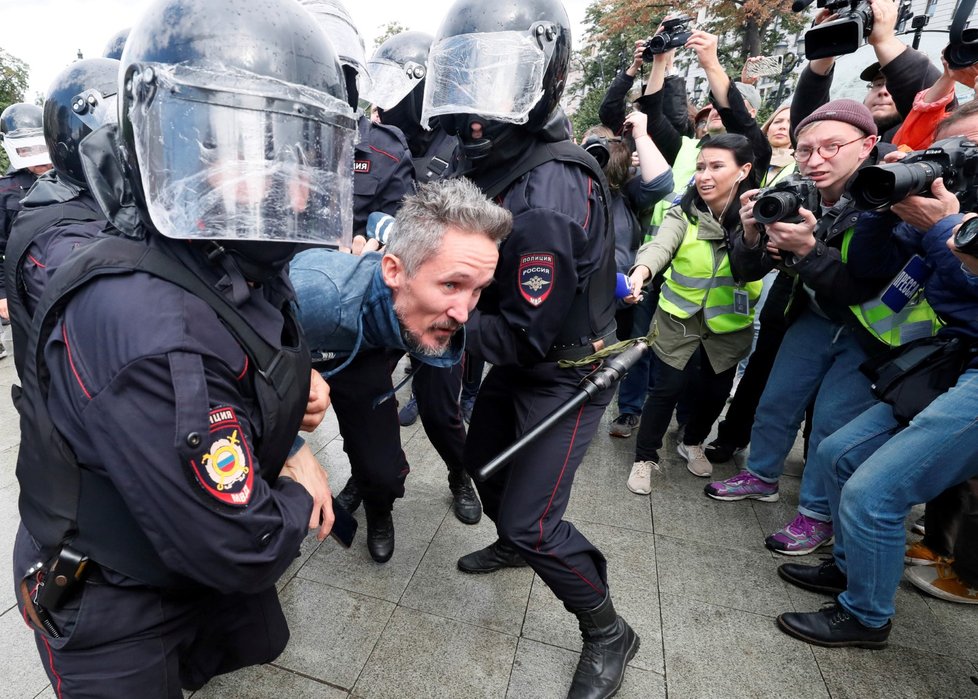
[874,112,902,134]
[395,306,460,358]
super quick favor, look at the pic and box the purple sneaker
[766,514,834,556]
[704,470,779,502]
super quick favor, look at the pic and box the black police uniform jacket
[353,116,415,234]
[0,168,39,298]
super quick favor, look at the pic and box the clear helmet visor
[362,58,425,111]
[1,130,51,170]
[420,31,545,128]
[300,3,372,97]
[129,64,357,247]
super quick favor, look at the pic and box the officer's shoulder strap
[414,135,458,183]
[30,236,284,386]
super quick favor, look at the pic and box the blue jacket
[289,248,463,377]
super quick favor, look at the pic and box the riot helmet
[298,0,370,108]
[116,0,357,251]
[103,28,130,59]
[44,58,120,188]
[363,31,432,140]
[421,0,571,160]
[1,103,52,172]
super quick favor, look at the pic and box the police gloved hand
[301,369,331,432]
[280,443,335,540]
[892,178,960,232]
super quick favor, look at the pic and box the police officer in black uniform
[0,103,53,357]
[5,57,119,376]
[424,1,639,697]
[10,0,356,694]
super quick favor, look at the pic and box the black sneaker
[704,440,745,464]
[457,539,528,574]
[609,414,640,438]
[777,603,891,649]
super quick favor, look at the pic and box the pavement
[0,345,976,699]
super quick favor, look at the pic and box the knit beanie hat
[794,99,878,140]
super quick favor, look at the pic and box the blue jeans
[617,291,655,416]
[737,269,779,377]
[746,309,877,522]
[813,368,978,628]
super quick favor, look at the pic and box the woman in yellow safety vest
[622,133,763,494]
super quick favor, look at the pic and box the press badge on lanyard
[733,288,751,316]
[880,255,930,313]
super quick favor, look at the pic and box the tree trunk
[743,18,762,59]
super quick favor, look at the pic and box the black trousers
[465,362,610,611]
[329,349,466,513]
[15,528,288,698]
[635,347,735,463]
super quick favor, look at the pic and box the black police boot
[335,478,362,514]
[778,558,847,595]
[777,603,891,649]
[457,539,528,574]
[365,506,395,563]
[448,469,482,524]
[566,593,640,699]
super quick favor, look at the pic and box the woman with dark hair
[623,133,762,493]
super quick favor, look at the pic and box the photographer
[791,0,941,144]
[706,100,914,556]
[777,178,978,645]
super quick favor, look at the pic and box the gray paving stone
[656,534,793,618]
[352,606,517,699]
[0,444,19,490]
[660,592,829,699]
[883,579,967,658]
[193,663,347,698]
[0,484,23,612]
[522,522,664,674]
[276,534,327,593]
[0,606,55,699]
[399,515,532,636]
[813,643,978,699]
[565,475,653,533]
[506,637,665,699]
[275,578,394,689]
[922,590,978,656]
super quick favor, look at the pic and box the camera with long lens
[953,216,978,257]
[753,175,820,225]
[642,16,693,60]
[848,137,978,213]
[792,0,912,60]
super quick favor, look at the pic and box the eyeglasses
[793,136,868,162]
[866,79,887,91]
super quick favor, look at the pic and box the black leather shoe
[448,470,482,524]
[567,593,640,699]
[777,603,891,649]
[335,478,362,514]
[457,539,528,574]
[778,558,847,595]
[366,510,395,563]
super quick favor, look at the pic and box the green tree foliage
[0,48,30,172]
[373,21,409,49]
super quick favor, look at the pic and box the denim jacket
[289,248,463,378]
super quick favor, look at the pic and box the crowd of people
[0,0,976,696]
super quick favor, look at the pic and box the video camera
[642,16,693,61]
[848,137,978,213]
[792,0,912,60]
[753,175,820,225]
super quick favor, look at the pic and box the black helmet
[43,58,120,187]
[103,28,130,59]
[364,31,433,142]
[115,0,357,253]
[298,0,369,108]
[1,103,51,171]
[422,0,571,160]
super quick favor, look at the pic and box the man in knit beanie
[705,95,914,598]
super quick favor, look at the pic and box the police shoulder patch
[188,407,254,507]
[518,252,555,307]
[354,159,371,174]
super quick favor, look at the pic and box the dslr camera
[848,137,978,213]
[793,0,911,60]
[642,16,693,60]
[753,175,820,225]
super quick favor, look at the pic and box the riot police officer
[11,0,355,694]
[4,57,119,377]
[423,1,639,697]
[0,103,52,357]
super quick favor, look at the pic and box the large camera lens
[849,161,944,211]
[647,33,670,54]
[954,217,978,256]
[754,192,798,224]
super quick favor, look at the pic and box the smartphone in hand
[329,496,358,547]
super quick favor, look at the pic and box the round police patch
[188,407,254,507]
[519,252,555,307]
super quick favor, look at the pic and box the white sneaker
[626,460,658,495]
[678,443,712,477]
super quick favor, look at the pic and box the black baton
[475,340,650,482]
